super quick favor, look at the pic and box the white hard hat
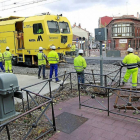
[127,48,133,53]
[6,46,9,50]
[51,46,56,50]
[78,49,83,54]
[39,47,43,51]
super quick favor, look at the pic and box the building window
[136,39,138,50]
[129,40,131,47]
[112,23,134,37]
[133,40,135,48]
[33,23,44,34]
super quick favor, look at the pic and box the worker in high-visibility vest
[47,46,61,82]
[121,48,140,88]
[37,47,47,79]
[74,49,87,84]
[37,28,43,34]
[0,49,5,72]
[3,46,12,73]
[71,44,76,57]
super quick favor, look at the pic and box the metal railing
[1,68,140,139]
[0,88,56,140]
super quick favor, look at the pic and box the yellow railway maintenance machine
[0,14,73,66]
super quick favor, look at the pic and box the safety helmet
[6,46,9,50]
[39,47,43,51]
[127,48,133,53]
[78,49,83,54]
[51,46,56,50]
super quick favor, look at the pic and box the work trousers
[123,67,138,87]
[50,64,59,81]
[38,65,45,78]
[77,71,84,84]
[5,60,12,73]
[0,62,5,72]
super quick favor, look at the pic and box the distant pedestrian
[88,44,91,56]
[71,44,76,57]
[37,47,47,79]
[3,46,12,73]
[47,46,61,82]
[74,49,87,84]
[121,48,140,88]
[0,49,5,72]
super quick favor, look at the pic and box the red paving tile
[90,127,107,136]
[101,123,116,131]
[113,134,133,140]
[49,96,140,140]
[125,130,140,139]
[113,127,128,135]
[101,131,117,140]
[112,120,126,127]
[124,123,138,131]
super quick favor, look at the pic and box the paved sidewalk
[49,97,140,140]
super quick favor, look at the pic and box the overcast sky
[0,0,140,35]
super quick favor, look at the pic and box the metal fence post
[91,70,95,84]
[105,75,107,94]
[108,88,110,116]
[49,80,56,131]
[78,82,81,109]
[70,73,72,92]
[119,67,122,86]
[6,125,10,140]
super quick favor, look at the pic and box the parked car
[102,44,106,51]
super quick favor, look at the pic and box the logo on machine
[37,35,43,41]
[29,39,36,42]
[0,38,7,43]
[24,25,33,28]
[49,36,58,39]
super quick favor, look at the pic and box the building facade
[98,16,113,28]
[72,23,90,50]
[106,15,140,56]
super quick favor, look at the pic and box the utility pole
[100,41,103,86]
[95,28,107,86]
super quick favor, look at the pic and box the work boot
[56,80,61,82]
[38,76,41,79]
[120,81,125,87]
[43,77,48,80]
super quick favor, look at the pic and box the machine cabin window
[33,23,44,34]
[47,21,60,33]
[59,22,70,33]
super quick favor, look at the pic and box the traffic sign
[108,40,111,43]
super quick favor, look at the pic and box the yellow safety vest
[37,29,43,34]
[47,50,59,64]
[71,45,76,51]
[74,55,87,72]
[37,52,46,65]
[122,53,140,69]
[3,51,12,61]
[0,53,3,62]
